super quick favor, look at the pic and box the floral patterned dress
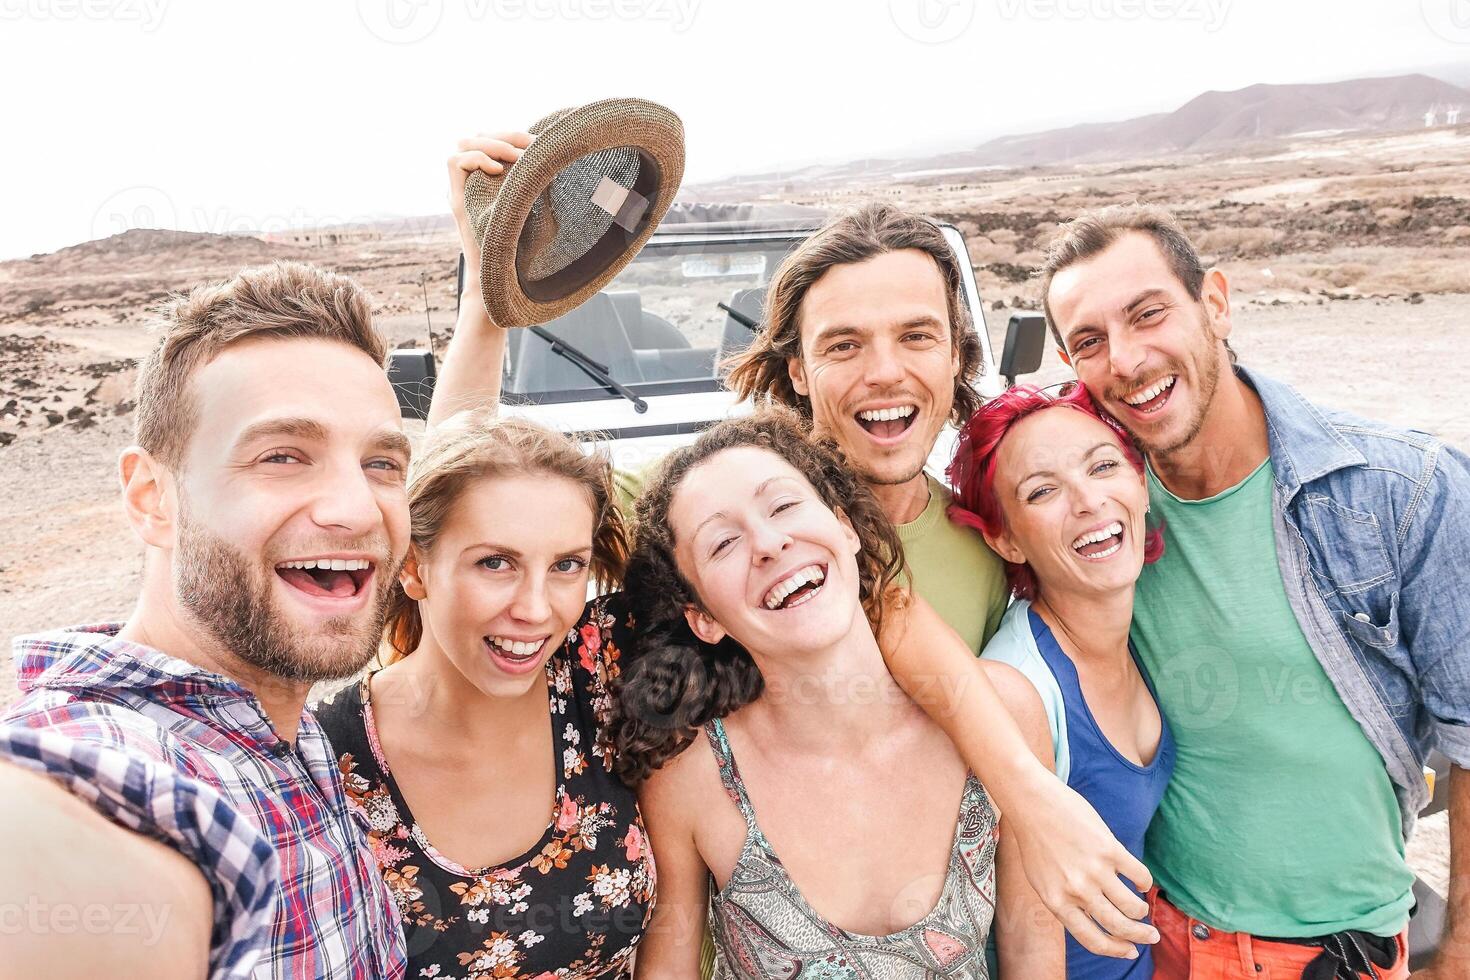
[315,594,656,980]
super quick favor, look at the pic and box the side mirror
[388,348,437,421]
[999,312,1048,387]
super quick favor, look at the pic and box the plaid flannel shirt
[1,624,407,979]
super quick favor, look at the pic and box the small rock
[0,432,14,447]
[45,411,64,427]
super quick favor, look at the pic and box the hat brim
[476,98,684,329]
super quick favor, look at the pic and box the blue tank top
[1029,607,1175,980]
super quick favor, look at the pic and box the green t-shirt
[1131,459,1414,938]
[616,467,1007,654]
[899,475,1008,654]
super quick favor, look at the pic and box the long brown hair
[383,410,628,661]
[724,203,985,425]
[612,407,905,785]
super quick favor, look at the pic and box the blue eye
[478,556,511,571]
[553,557,588,574]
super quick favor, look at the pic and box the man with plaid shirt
[0,262,412,978]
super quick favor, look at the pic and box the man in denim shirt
[1041,204,1469,980]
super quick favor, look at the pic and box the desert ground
[1,124,1465,889]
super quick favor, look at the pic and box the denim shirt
[1243,365,1470,835]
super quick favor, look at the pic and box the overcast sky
[2,0,1467,259]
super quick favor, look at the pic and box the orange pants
[1149,889,1409,979]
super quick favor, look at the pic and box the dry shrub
[1193,225,1285,258]
[1376,207,1411,228]
[966,238,1019,266]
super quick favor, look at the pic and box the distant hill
[979,73,1470,166]
[696,73,1470,190]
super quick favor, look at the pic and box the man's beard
[856,455,929,488]
[1108,311,1222,458]
[175,515,397,683]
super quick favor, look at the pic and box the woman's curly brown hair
[612,407,905,785]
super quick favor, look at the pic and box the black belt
[1256,929,1398,979]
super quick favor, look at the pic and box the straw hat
[464,98,685,329]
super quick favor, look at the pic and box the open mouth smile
[1072,521,1125,561]
[762,563,828,611]
[274,557,374,602]
[1121,375,1176,416]
[483,634,553,674]
[854,404,918,443]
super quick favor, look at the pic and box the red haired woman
[888,382,1173,980]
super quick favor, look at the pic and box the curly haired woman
[612,409,1063,978]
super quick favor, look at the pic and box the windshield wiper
[718,302,760,333]
[528,326,648,413]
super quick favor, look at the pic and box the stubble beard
[1113,312,1224,460]
[175,514,397,684]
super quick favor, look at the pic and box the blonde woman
[315,412,655,977]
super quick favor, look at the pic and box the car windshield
[501,236,801,404]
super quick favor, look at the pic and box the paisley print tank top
[703,717,998,979]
